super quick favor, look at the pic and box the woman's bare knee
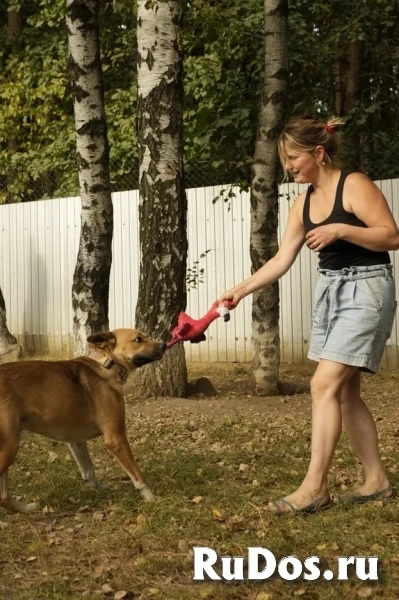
[310,374,338,399]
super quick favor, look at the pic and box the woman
[218,116,399,513]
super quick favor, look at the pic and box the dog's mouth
[133,350,165,368]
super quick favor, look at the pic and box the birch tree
[66,0,113,355]
[0,287,21,363]
[134,0,188,397]
[250,0,288,395]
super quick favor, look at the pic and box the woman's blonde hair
[278,116,345,178]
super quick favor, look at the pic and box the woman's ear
[315,145,326,164]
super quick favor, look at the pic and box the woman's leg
[268,359,357,512]
[340,370,390,495]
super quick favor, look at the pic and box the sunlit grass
[1,363,399,599]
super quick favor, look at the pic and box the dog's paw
[85,479,101,489]
[9,500,39,513]
[140,486,155,502]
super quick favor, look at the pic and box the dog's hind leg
[0,437,39,513]
[67,442,98,488]
[103,432,154,502]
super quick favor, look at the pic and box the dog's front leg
[103,433,154,502]
[0,470,39,513]
[67,442,98,488]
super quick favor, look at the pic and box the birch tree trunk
[133,0,188,397]
[0,287,21,363]
[250,0,288,395]
[66,0,113,356]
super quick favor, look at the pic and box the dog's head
[87,329,166,371]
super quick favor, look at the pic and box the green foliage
[0,0,138,202]
[287,0,399,178]
[0,0,398,203]
[186,249,212,290]
[183,0,263,173]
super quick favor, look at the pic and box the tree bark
[250,0,288,396]
[333,59,344,116]
[345,40,363,113]
[0,287,21,363]
[66,0,113,356]
[344,39,364,171]
[133,0,188,398]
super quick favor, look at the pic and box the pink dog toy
[166,301,234,348]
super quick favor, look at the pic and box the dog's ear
[87,332,116,348]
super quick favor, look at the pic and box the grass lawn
[1,362,399,599]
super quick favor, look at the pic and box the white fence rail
[1,180,398,366]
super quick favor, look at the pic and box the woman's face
[283,147,319,183]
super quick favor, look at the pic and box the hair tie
[324,123,335,135]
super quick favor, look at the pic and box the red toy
[166,300,234,348]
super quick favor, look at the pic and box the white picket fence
[1,180,398,366]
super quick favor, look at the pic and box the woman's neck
[310,166,341,191]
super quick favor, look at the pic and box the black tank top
[303,170,390,270]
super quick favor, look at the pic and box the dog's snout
[160,342,167,352]
[223,313,230,322]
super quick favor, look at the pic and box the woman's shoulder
[344,171,374,187]
[289,190,307,224]
[290,189,307,209]
[343,171,385,206]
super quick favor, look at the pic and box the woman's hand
[218,288,242,308]
[305,224,341,252]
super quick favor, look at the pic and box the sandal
[349,486,396,505]
[268,492,331,515]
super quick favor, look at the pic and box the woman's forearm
[222,254,293,303]
[338,224,399,252]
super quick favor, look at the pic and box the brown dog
[0,329,166,513]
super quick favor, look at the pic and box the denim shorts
[308,264,397,373]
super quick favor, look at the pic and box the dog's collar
[97,356,128,384]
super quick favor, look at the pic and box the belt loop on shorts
[383,267,388,279]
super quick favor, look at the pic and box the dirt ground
[124,361,399,440]
[2,360,399,600]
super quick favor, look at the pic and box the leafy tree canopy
[0,0,398,202]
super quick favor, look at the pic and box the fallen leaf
[136,514,147,527]
[256,529,265,539]
[93,511,105,522]
[357,587,373,598]
[94,565,106,579]
[199,584,216,598]
[114,591,128,600]
[239,463,249,472]
[26,556,37,562]
[212,509,223,520]
[48,451,57,463]
[102,583,113,593]
[191,496,203,504]
[256,593,272,600]
[331,542,339,551]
